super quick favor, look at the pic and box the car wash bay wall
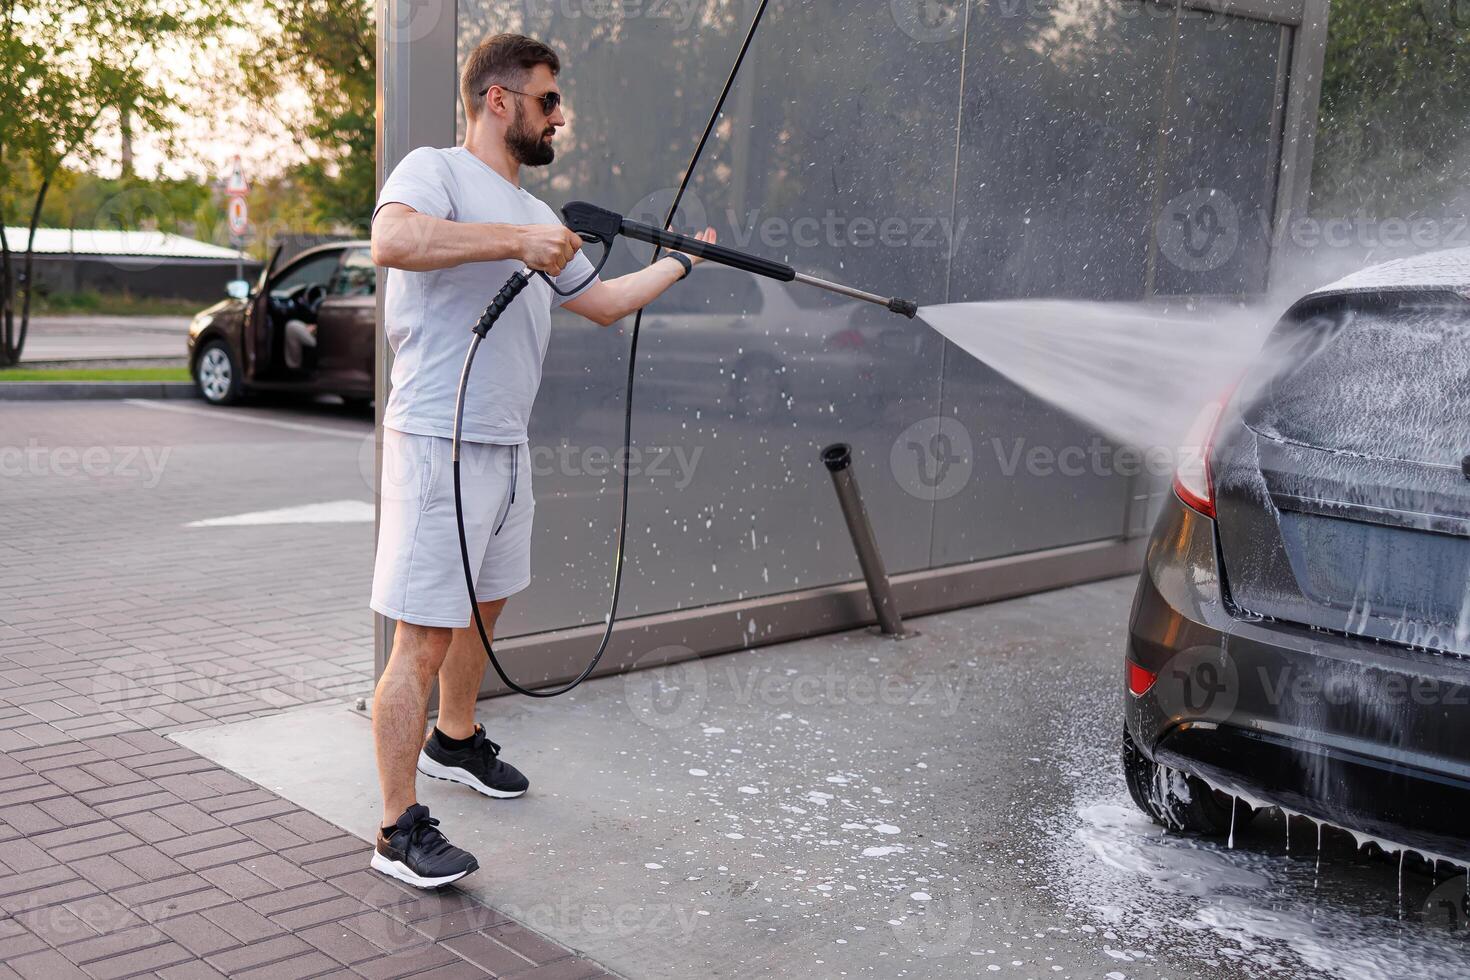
[374,0,1328,692]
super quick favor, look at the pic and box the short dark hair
[461,33,561,119]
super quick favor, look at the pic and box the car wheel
[195,340,243,405]
[1121,727,1255,836]
[732,357,787,421]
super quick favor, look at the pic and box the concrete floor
[177,577,1470,980]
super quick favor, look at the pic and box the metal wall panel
[372,0,1332,685]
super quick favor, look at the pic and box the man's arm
[562,228,717,327]
[371,202,583,275]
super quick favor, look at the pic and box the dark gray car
[1123,247,1470,863]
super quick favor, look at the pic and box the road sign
[227,196,249,237]
[225,156,249,197]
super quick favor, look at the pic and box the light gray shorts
[370,427,534,628]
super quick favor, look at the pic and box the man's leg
[436,598,507,740]
[416,595,530,799]
[374,620,452,827]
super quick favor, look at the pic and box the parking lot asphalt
[21,315,191,364]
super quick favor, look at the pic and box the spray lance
[450,0,919,698]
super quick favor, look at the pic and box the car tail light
[1173,393,1230,518]
[1127,661,1157,697]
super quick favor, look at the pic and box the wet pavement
[179,577,1470,980]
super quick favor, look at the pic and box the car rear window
[1243,291,1470,467]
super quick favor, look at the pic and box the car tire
[194,340,243,405]
[1121,727,1255,836]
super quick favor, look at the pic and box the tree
[1312,0,1470,216]
[241,0,375,234]
[0,0,231,366]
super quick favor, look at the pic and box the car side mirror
[225,279,250,300]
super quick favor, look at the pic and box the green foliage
[23,166,218,239]
[242,0,375,233]
[0,366,191,381]
[31,289,205,317]
[1313,0,1470,216]
[0,0,234,365]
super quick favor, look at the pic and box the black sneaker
[417,724,530,799]
[370,803,478,889]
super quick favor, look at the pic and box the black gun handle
[561,201,623,244]
[474,271,532,337]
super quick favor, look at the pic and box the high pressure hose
[453,0,773,697]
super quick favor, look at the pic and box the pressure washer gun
[470,201,919,338]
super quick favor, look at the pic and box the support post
[821,443,913,640]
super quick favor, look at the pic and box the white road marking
[124,399,367,441]
[186,500,375,527]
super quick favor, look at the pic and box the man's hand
[518,224,583,276]
[678,227,718,266]
[562,225,724,327]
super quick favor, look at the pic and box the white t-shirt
[372,145,599,444]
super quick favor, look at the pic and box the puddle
[1044,730,1470,977]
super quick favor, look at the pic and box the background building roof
[2,227,246,261]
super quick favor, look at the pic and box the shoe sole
[417,751,528,799]
[370,851,475,889]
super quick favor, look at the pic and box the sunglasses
[481,85,562,115]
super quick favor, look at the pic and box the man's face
[503,64,564,167]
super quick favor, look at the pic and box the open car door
[244,244,283,382]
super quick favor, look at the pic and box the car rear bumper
[1125,493,1470,864]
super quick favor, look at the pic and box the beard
[506,103,555,166]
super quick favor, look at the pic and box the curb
[0,381,200,401]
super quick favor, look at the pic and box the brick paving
[0,401,615,979]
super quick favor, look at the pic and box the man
[368,33,714,888]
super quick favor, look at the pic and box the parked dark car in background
[1123,248,1470,863]
[188,241,375,405]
